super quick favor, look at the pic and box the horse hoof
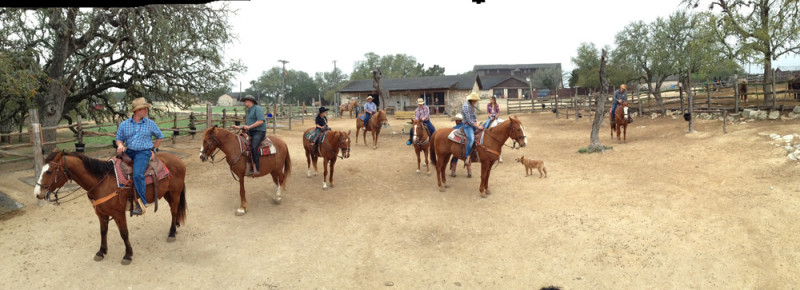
[486,190,492,195]
[372,146,377,150]
[416,170,420,174]
[450,173,456,177]
[444,184,450,188]
[94,255,104,262]
[439,187,446,192]
[329,184,335,188]
[121,258,132,265]
[167,236,176,243]
[235,208,246,216]
[426,171,431,176]
[273,197,282,205]
[481,194,488,198]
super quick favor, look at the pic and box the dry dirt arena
[1,113,799,289]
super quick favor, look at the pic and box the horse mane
[60,152,115,179]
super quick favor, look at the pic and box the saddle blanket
[238,134,276,156]
[111,156,171,188]
[448,130,467,144]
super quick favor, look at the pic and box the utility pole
[333,60,339,117]
[277,60,288,133]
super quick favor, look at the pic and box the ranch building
[338,74,483,116]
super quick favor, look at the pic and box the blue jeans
[463,125,475,159]
[409,120,435,142]
[249,130,265,172]
[483,116,496,129]
[364,112,373,125]
[126,149,151,205]
[611,101,619,118]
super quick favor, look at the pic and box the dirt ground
[1,112,799,289]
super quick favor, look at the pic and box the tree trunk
[685,72,695,133]
[653,76,667,115]
[762,56,773,107]
[588,49,609,152]
[37,9,71,152]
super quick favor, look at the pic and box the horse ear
[52,147,59,153]
[348,130,351,136]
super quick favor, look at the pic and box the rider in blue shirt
[115,98,164,216]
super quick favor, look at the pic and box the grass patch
[578,145,614,154]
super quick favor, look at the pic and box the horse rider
[362,96,377,129]
[115,97,164,216]
[310,107,330,155]
[232,95,266,175]
[462,92,483,166]
[610,84,633,124]
[407,98,436,146]
[449,113,472,178]
[483,95,500,129]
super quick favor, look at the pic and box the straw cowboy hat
[366,96,373,100]
[417,98,425,105]
[466,91,480,101]
[620,84,627,90]
[130,97,152,112]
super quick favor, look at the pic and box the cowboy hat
[454,113,463,120]
[318,107,330,114]
[366,96,374,100]
[466,91,480,101]
[417,98,425,105]
[242,95,257,103]
[130,97,152,112]
[620,84,627,90]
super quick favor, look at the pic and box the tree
[529,67,562,90]
[588,49,611,153]
[613,20,674,114]
[1,6,245,151]
[350,52,445,80]
[314,67,349,104]
[571,43,603,92]
[0,49,43,141]
[200,84,233,103]
[683,0,800,106]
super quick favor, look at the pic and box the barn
[338,74,482,116]
[217,93,244,106]
[479,75,532,99]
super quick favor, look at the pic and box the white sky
[215,0,800,89]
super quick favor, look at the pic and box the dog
[515,156,547,178]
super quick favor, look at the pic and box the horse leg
[271,172,282,205]
[166,188,180,242]
[371,131,377,149]
[441,153,450,189]
[423,147,430,175]
[484,161,494,196]
[415,147,421,174]
[312,152,319,176]
[617,125,622,141]
[236,177,247,216]
[479,163,489,198]
[94,214,110,261]
[436,152,446,192]
[362,128,368,146]
[305,149,312,178]
[623,124,627,143]
[322,158,329,190]
[328,159,336,188]
[111,213,133,265]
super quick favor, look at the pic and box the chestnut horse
[199,126,291,215]
[302,128,351,189]
[34,149,187,265]
[339,100,358,118]
[411,119,432,175]
[611,102,629,143]
[356,109,388,149]
[429,117,527,197]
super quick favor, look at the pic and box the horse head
[412,119,428,144]
[34,148,70,201]
[509,116,527,148]
[337,130,351,159]
[199,125,221,162]
[377,110,388,125]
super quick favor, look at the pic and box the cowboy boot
[131,197,144,216]
[466,164,472,178]
[450,161,457,177]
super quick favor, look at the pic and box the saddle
[447,128,481,162]
[111,154,171,188]
[238,133,276,157]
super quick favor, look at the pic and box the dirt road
[1,113,798,289]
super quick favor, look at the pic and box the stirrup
[131,198,144,216]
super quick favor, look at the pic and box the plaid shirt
[487,103,499,117]
[414,105,430,120]
[364,102,377,113]
[461,103,477,126]
[116,117,164,151]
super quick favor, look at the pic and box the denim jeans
[126,149,151,205]
[249,130,265,172]
[463,125,475,159]
[611,102,619,118]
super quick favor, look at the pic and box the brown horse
[611,102,629,143]
[34,149,187,265]
[302,128,351,189]
[429,117,527,197]
[199,126,291,215]
[339,100,358,118]
[356,109,388,149]
[411,119,432,175]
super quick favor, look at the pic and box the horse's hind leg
[415,148,421,174]
[305,149,312,178]
[270,172,282,205]
[236,178,248,216]
[94,214,110,261]
[623,125,627,143]
[164,189,179,242]
[112,214,133,265]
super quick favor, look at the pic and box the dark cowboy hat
[242,95,256,103]
[318,106,330,114]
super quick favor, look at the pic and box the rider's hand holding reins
[116,141,125,156]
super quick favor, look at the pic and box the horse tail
[177,187,187,226]
[429,133,437,165]
[281,144,292,188]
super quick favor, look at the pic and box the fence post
[272,103,277,135]
[555,95,559,119]
[172,113,178,144]
[288,103,292,131]
[706,82,711,109]
[206,104,212,129]
[189,112,196,139]
[506,97,509,115]
[734,74,739,113]
[222,109,227,129]
[637,90,643,116]
[772,68,777,109]
[30,109,43,178]
[300,100,304,125]
[723,110,727,134]
[575,94,579,121]
[76,114,83,145]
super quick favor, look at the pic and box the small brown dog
[515,156,547,178]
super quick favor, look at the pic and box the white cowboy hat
[130,97,152,112]
[454,113,463,120]
[466,92,480,101]
[417,98,425,105]
[366,96,373,100]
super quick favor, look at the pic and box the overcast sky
[213,0,800,89]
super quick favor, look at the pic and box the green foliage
[530,67,562,90]
[248,67,321,105]
[0,49,44,131]
[570,43,602,90]
[350,52,446,80]
[314,67,349,104]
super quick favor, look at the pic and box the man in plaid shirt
[115,98,164,215]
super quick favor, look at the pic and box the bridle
[36,153,106,205]
[413,121,431,146]
[484,119,526,150]
[201,129,224,164]
[323,131,350,159]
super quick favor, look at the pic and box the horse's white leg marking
[307,169,311,178]
[199,144,204,158]
[33,164,50,198]
[413,124,417,142]
[322,182,328,190]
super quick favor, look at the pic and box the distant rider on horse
[310,107,330,155]
[232,95,266,175]
[362,96,377,129]
[462,92,483,166]
[115,97,164,216]
[483,95,500,129]
[407,98,436,146]
[610,84,633,124]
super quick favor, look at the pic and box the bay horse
[339,100,358,118]
[356,109,388,149]
[429,116,527,197]
[302,128,351,190]
[199,126,291,216]
[34,149,187,265]
[411,119,432,175]
[611,102,629,143]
